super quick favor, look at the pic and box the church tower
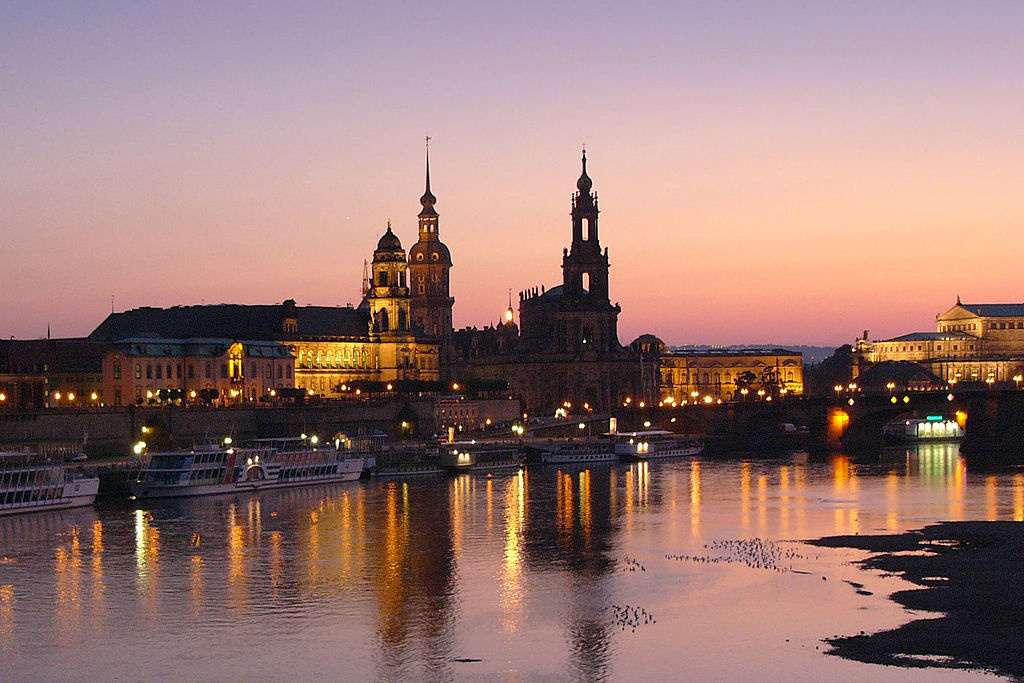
[367,221,412,337]
[408,140,455,372]
[562,149,610,302]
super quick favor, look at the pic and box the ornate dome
[576,150,593,194]
[376,223,403,252]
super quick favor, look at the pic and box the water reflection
[4,454,1024,680]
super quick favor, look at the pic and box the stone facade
[459,153,640,413]
[659,349,804,403]
[864,301,1024,386]
[102,339,294,406]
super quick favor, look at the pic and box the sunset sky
[3,1,1023,347]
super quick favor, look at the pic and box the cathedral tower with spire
[408,140,455,374]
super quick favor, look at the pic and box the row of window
[883,343,975,353]
[300,349,373,369]
[117,362,292,381]
[664,371,799,385]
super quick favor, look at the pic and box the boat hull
[130,461,363,499]
[0,477,99,517]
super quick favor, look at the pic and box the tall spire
[420,136,437,216]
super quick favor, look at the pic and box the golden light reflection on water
[556,471,574,547]
[499,471,526,633]
[623,467,634,533]
[54,525,83,641]
[690,460,701,538]
[886,471,900,531]
[757,474,767,533]
[379,481,410,644]
[226,504,247,605]
[578,470,592,546]
[134,510,159,595]
[779,466,790,538]
[189,555,203,614]
[91,520,104,604]
[830,456,859,534]
[0,584,14,648]
[1014,474,1024,521]
[986,476,998,520]
[740,462,751,530]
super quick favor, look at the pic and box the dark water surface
[1,443,1017,681]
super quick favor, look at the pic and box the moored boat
[439,442,522,472]
[613,431,703,460]
[526,439,616,465]
[129,437,365,499]
[883,417,964,445]
[0,451,99,516]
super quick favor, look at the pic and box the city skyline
[4,2,1024,346]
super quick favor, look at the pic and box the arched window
[377,308,389,332]
[398,308,408,331]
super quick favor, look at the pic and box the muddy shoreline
[809,521,1024,679]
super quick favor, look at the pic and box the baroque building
[85,150,452,398]
[457,152,640,413]
[658,348,804,403]
[408,146,455,373]
[861,299,1024,386]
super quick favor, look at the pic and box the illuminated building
[862,299,1024,386]
[0,339,108,409]
[87,152,449,397]
[657,347,803,402]
[407,144,455,375]
[101,338,294,406]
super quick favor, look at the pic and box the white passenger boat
[129,437,365,499]
[527,439,617,465]
[0,451,99,516]
[883,417,964,445]
[613,431,704,460]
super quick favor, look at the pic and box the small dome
[377,224,403,251]
[576,150,593,194]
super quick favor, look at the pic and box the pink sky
[3,2,1023,347]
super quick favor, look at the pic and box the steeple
[419,137,437,219]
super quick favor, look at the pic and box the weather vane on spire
[425,135,431,149]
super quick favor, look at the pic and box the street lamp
[1014,374,1023,390]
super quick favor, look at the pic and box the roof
[877,331,974,343]
[958,303,1024,317]
[88,304,369,342]
[855,361,946,389]
[111,338,294,358]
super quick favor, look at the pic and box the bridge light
[947,393,954,401]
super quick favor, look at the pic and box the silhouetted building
[456,153,640,413]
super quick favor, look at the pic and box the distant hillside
[666,345,837,365]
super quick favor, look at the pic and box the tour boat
[613,431,704,460]
[440,442,522,472]
[883,417,964,445]
[0,451,99,516]
[129,437,365,499]
[527,439,617,465]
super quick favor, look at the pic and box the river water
[1,443,1020,681]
